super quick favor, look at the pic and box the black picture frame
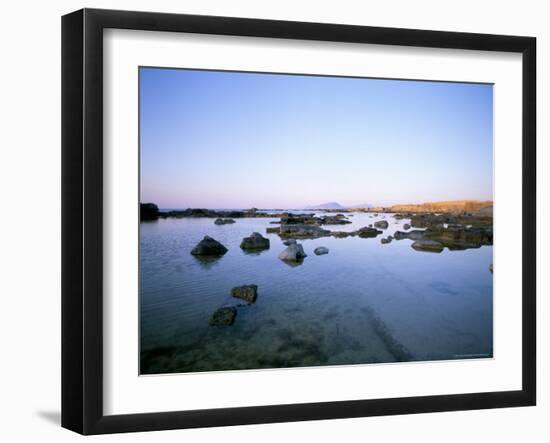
[62,8,536,435]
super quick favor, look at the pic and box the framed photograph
[62,8,536,435]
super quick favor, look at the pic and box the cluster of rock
[276,213,351,226]
[269,214,383,240]
[209,284,259,326]
[393,224,493,252]
[408,212,492,229]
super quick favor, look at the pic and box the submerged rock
[356,227,383,238]
[231,285,258,303]
[283,239,297,246]
[374,220,389,229]
[240,232,270,250]
[278,243,307,262]
[411,239,444,253]
[403,223,411,230]
[381,236,393,244]
[266,227,280,234]
[214,218,235,225]
[314,246,329,255]
[208,307,237,326]
[190,236,228,256]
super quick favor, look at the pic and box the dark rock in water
[266,227,280,234]
[411,240,444,253]
[314,246,329,255]
[318,215,352,225]
[209,307,237,326]
[231,285,258,303]
[374,220,389,229]
[368,224,373,228]
[381,236,393,244]
[214,218,235,225]
[356,227,383,238]
[140,203,159,221]
[191,236,228,256]
[278,243,307,262]
[240,232,270,250]
[489,263,493,273]
[283,239,297,246]
[403,223,411,230]
[424,225,493,250]
[394,230,426,241]
[280,214,318,225]
[279,224,330,239]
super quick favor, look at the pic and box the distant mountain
[306,202,345,210]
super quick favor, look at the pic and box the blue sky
[140,68,493,209]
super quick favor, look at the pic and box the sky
[139,67,493,209]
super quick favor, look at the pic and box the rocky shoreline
[142,202,493,329]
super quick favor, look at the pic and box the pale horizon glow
[139,68,493,209]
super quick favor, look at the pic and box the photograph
[138,67,494,375]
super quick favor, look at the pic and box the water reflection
[140,212,493,374]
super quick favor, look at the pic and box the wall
[0,0,546,441]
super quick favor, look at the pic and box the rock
[240,232,270,250]
[140,202,159,221]
[266,227,280,234]
[283,239,297,246]
[368,224,373,227]
[231,285,258,303]
[381,236,393,244]
[278,243,307,262]
[279,224,330,239]
[374,220,389,229]
[403,223,411,230]
[314,246,329,255]
[411,240,444,253]
[214,218,235,225]
[208,307,237,326]
[190,236,228,256]
[318,215,352,225]
[489,263,493,273]
[280,214,318,225]
[356,227,383,238]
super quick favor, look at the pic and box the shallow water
[139,212,493,374]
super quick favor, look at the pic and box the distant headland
[140,199,493,221]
